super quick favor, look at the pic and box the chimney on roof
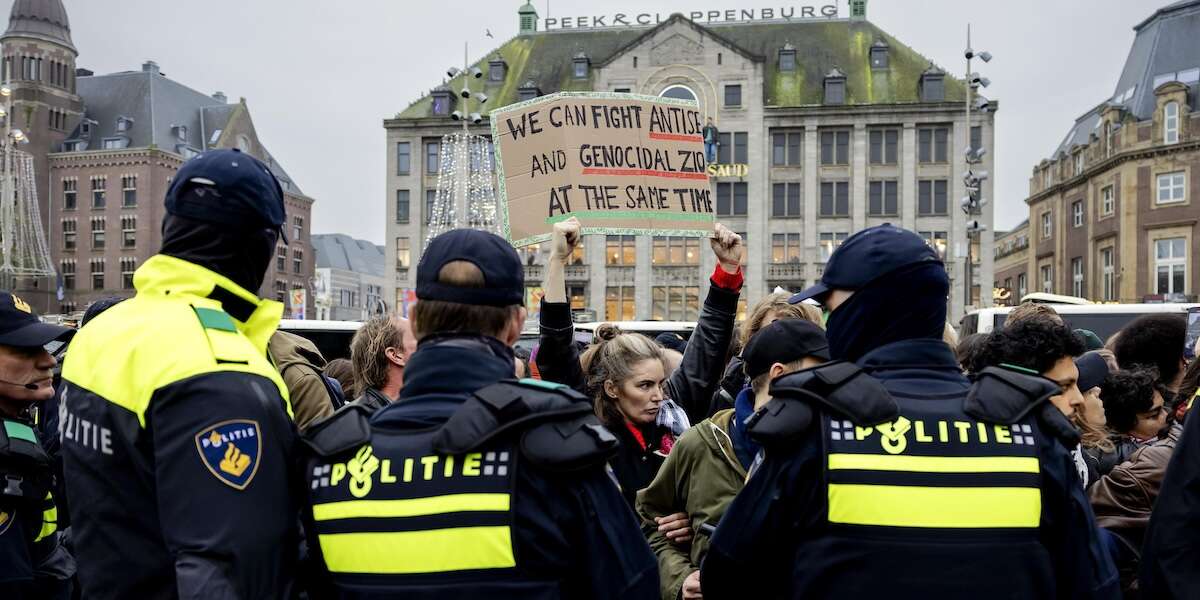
[850,0,867,20]
[75,67,93,77]
[142,60,160,75]
[212,91,227,104]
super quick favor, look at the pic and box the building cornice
[1025,139,1200,206]
[47,147,183,169]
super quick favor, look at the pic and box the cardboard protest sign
[491,92,714,247]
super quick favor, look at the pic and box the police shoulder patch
[0,509,13,536]
[195,419,262,490]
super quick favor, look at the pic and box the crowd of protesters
[4,149,1200,599]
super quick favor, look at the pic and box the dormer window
[779,44,797,72]
[116,116,133,133]
[572,53,590,79]
[430,87,455,115]
[823,68,846,105]
[518,81,541,102]
[80,120,93,138]
[488,56,508,82]
[919,65,945,102]
[870,40,889,69]
[173,125,188,141]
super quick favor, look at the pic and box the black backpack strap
[747,361,899,447]
[301,404,373,457]
[0,418,53,505]
[965,366,1078,446]
[433,379,617,471]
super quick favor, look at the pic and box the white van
[960,303,1198,342]
[572,321,697,345]
[278,319,362,361]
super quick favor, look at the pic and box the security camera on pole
[426,44,501,248]
[962,26,992,309]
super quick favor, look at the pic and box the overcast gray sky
[61,0,1160,243]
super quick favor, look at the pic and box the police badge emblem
[194,419,262,490]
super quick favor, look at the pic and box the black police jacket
[1140,405,1200,597]
[300,334,658,600]
[701,339,1121,600]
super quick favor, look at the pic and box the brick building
[1012,0,1200,304]
[1,0,315,315]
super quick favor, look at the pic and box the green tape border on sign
[489,91,710,249]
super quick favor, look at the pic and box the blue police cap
[790,224,941,304]
[164,148,288,242]
[417,229,525,307]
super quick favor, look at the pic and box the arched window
[660,84,697,102]
[237,135,252,153]
[1164,101,1179,144]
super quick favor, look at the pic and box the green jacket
[636,409,747,600]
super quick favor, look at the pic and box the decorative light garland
[424,132,500,249]
[0,147,55,279]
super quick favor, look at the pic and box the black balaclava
[160,214,278,293]
[825,261,950,363]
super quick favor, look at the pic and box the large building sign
[543,5,839,30]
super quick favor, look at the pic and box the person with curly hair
[970,317,1087,418]
[1112,313,1188,394]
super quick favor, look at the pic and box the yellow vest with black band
[62,254,290,424]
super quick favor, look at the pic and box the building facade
[312,233,386,321]
[992,219,1029,306]
[1,1,316,315]
[385,1,996,321]
[1019,0,1200,304]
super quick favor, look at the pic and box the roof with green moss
[396,14,964,120]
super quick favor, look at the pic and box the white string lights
[424,133,500,248]
[0,147,55,283]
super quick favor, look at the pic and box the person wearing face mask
[0,292,75,599]
[701,224,1119,600]
[59,149,302,600]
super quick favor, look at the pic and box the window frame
[819,181,850,217]
[724,84,742,108]
[1072,200,1083,228]
[1164,101,1179,145]
[1100,185,1114,216]
[868,180,899,217]
[395,189,410,223]
[396,142,411,175]
[772,182,802,218]
[917,179,948,216]
[1100,246,1115,301]
[1154,237,1187,296]
[1156,171,1186,205]
[1071,257,1084,297]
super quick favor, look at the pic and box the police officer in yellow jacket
[301,229,658,599]
[0,292,75,599]
[60,149,301,599]
[701,225,1120,599]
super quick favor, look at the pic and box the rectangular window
[1101,247,1115,301]
[605,286,636,321]
[918,127,949,163]
[121,215,136,248]
[919,231,948,259]
[772,183,802,217]
[733,132,748,164]
[868,180,899,216]
[121,175,136,207]
[1157,171,1186,204]
[821,131,850,165]
[62,179,76,211]
[869,129,898,165]
[651,285,701,321]
[425,141,440,175]
[293,249,303,274]
[396,237,411,269]
[652,237,700,265]
[121,258,136,290]
[724,84,742,107]
[1072,200,1083,228]
[276,245,286,272]
[1101,185,1114,216]
[779,51,796,72]
[293,216,303,242]
[1042,211,1053,239]
[917,180,948,216]
[1164,102,1179,145]
[573,61,588,79]
[1074,153,1085,177]
[1041,265,1053,294]
[1072,257,1084,297]
[1017,273,1028,298]
[970,126,982,154]
[606,235,636,265]
[60,260,74,291]
[819,232,849,262]
[771,233,802,264]
[819,182,850,217]
[772,131,802,166]
[716,182,748,216]
[1155,237,1187,295]
[275,280,287,303]
[91,177,106,209]
[91,217,105,249]
[61,219,76,251]
[717,132,731,164]
[395,190,410,223]
[396,142,411,175]
[91,259,105,290]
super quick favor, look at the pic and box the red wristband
[710,263,744,291]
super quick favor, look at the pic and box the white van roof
[278,319,362,332]
[573,321,697,333]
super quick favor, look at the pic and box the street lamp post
[963,26,992,310]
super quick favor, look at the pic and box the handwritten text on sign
[492,93,714,247]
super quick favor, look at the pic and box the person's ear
[603,379,619,400]
[384,346,405,368]
[768,362,787,381]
